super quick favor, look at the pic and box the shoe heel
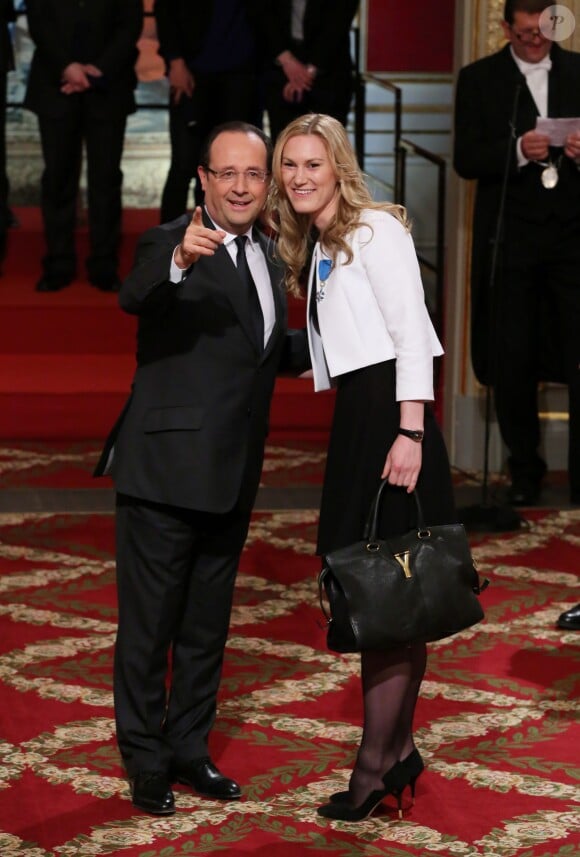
[381,761,409,820]
[395,789,404,819]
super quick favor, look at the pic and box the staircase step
[1,208,307,353]
[0,355,333,441]
[1,209,323,441]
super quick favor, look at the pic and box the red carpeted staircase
[0,208,334,441]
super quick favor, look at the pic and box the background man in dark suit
[255,0,359,141]
[153,0,262,222]
[0,0,15,271]
[24,0,142,292]
[453,0,580,507]
[95,121,307,815]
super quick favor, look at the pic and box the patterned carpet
[0,441,328,492]
[0,444,578,856]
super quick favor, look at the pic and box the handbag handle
[363,480,489,594]
[363,480,427,542]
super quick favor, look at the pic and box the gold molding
[365,73,453,84]
[486,0,506,56]
[364,104,452,115]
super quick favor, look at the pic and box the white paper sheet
[535,117,580,147]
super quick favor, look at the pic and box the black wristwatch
[398,427,424,443]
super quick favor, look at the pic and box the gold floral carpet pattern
[0,446,578,855]
[0,441,328,490]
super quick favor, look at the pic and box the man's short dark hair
[200,122,273,171]
[503,0,551,25]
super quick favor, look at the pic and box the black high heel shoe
[328,748,424,806]
[317,762,408,822]
[402,748,424,803]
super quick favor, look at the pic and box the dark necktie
[235,235,264,351]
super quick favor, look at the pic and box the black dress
[316,359,456,556]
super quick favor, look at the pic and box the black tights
[346,643,427,806]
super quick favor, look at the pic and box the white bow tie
[521,57,552,75]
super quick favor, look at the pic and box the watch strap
[398,427,424,442]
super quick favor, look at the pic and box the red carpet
[0,496,578,855]
[0,208,334,441]
[0,439,327,490]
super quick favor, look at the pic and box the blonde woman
[269,113,456,821]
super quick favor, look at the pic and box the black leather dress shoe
[35,275,73,292]
[556,604,580,631]
[506,480,541,507]
[130,771,175,815]
[89,274,121,292]
[174,757,241,800]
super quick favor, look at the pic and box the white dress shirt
[170,213,275,349]
[291,0,307,41]
[511,46,552,167]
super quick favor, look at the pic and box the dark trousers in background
[493,213,580,499]
[36,100,127,282]
[160,69,258,223]
[264,65,354,142]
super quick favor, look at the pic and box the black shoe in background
[556,604,580,631]
[506,479,541,507]
[89,274,121,292]
[35,275,73,292]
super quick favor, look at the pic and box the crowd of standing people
[1,0,359,288]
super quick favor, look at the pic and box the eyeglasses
[204,167,270,184]
[509,25,546,44]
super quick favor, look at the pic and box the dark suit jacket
[24,0,142,118]
[154,0,260,69]
[95,213,299,515]
[256,0,358,74]
[1,0,15,74]
[453,44,580,384]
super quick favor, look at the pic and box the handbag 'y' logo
[394,550,413,579]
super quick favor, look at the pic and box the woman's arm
[382,400,425,492]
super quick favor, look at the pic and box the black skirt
[316,360,456,555]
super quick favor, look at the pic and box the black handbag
[318,481,489,652]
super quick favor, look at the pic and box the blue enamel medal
[316,258,333,303]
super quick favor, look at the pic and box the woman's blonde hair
[268,113,409,296]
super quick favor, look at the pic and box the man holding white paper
[536,116,580,149]
[454,0,580,508]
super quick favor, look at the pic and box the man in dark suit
[453,0,580,507]
[24,0,142,292]
[153,0,262,222]
[95,121,307,815]
[0,0,15,271]
[255,0,359,141]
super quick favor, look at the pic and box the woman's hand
[382,435,422,493]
